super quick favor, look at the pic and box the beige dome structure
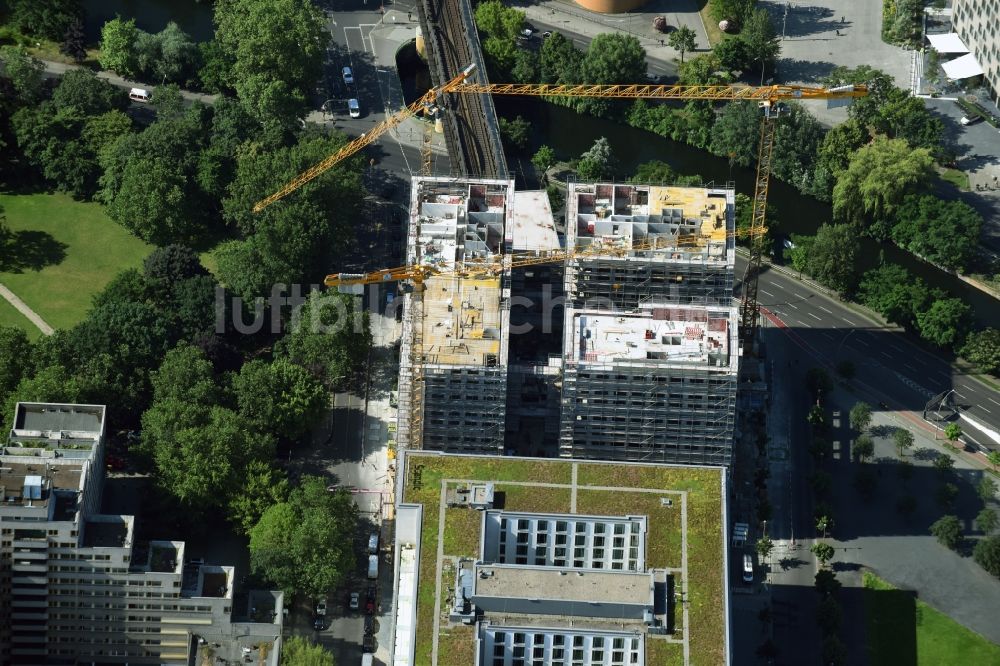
[573,0,648,13]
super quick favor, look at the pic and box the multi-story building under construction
[557,182,739,465]
[396,177,514,454]
[398,178,739,466]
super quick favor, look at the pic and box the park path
[0,283,54,335]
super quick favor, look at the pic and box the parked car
[348,98,361,118]
[315,598,327,616]
[313,614,325,631]
[960,115,983,126]
[368,554,379,579]
[342,66,354,84]
[349,592,360,610]
[742,554,754,583]
[541,31,552,38]
[368,532,380,554]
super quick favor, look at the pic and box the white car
[349,592,360,610]
[348,98,361,118]
[742,554,754,583]
[342,66,354,85]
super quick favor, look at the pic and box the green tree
[772,103,824,191]
[7,0,81,41]
[934,453,956,474]
[215,0,329,133]
[811,542,835,566]
[812,119,868,199]
[930,514,963,550]
[741,8,780,69]
[756,536,774,559]
[832,136,934,233]
[852,435,875,462]
[197,39,235,94]
[977,508,998,534]
[249,476,358,597]
[219,130,364,299]
[814,569,841,596]
[511,49,540,84]
[990,451,1000,471]
[280,636,336,666]
[891,195,982,271]
[801,224,860,293]
[857,263,931,329]
[474,0,524,40]
[668,26,697,64]
[539,32,583,84]
[0,47,45,103]
[577,33,646,116]
[153,22,199,84]
[499,116,531,152]
[151,344,219,405]
[482,35,517,77]
[977,476,998,503]
[893,428,914,457]
[60,16,87,63]
[805,367,832,400]
[233,359,328,441]
[710,0,755,25]
[276,291,372,390]
[141,401,272,510]
[962,328,1000,375]
[576,137,615,181]
[816,515,834,538]
[917,298,971,349]
[943,422,963,442]
[629,160,676,184]
[151,83,186,119]
[835,360,855,380]
[99,16,140,78]
[52,69,128,115]
[709,102,759,167]
[936,482,959,509]
[713,36,752,73]
[229,460,290,535]
[849,401,873,432]
[0,325,33,404]
[531,145,557,177]
[975,535,1000,577]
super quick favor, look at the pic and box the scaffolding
[558,182,739,465]
[396,176,513,454]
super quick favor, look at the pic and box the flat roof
[14,403,105,433]
[511,190,560,251]
[83,518,130,548]
[398,451,729,665]
[474,563,652,605]
[571,308,733,367]
[0,460,84,510]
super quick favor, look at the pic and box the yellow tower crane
[253,63,866,337]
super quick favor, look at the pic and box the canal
[82,0,215,43]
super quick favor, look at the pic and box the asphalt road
[739,257,1000,452]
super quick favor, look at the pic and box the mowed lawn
[0,193,152,331]
[0,296,42,340]
[863,572,1000,665]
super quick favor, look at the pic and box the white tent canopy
[942,53,984,80]
[927,32,970,54]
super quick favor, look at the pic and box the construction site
[394,176,738,464]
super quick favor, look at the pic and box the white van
[348,98,361,118]
[367,554,379,580]
[128,88,151,103]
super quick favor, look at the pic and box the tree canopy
[832,136,934,234]
[233,359,328,442]
[891,194,982,271]
[280,636,336,666]
[962,328,1000,375]
[214,0,329,134]
[249,476,358,597]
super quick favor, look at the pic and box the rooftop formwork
[559,182,739,465]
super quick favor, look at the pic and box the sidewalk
[33,58,219,105]
[0,283,53,335]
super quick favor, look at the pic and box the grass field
[0,192,152,332]
[402,452,726,666]
[0,296,41,339]
[938,167,970,190]
[863,571,1000,665]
